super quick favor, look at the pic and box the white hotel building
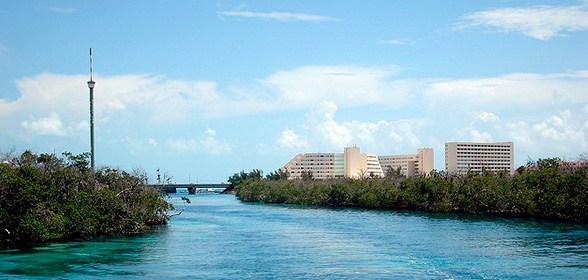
[445,142,514,175]
[283,146,434,179]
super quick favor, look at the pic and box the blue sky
[1,0,588,182]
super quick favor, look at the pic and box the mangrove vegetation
[233,160,588,222]
[0,151,174,247]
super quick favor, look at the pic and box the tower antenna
[89,48,93,81]
[87,48,96,172]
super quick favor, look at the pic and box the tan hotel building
[378,148,434,177]
[445,142,514,175]
[283,146,434,179]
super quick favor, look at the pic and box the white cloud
[532,111,584,142]
[20,112,68,136]
[278,129,308,149]
[1,68,415,141]
[305,101,353,148]
[266,69,586,162]
[167,129,231,156]
[4,73,224,130]
[476,111,588,158]
[123,137,160,155]
[458,4,588,40]
[263,65,414,109]
[504,121,537,152]
[297,101,424,154]
[0,99,13,117]
[425,72,588,112]
[470,130,494,142]
[167,139,197,152]
[476,111,499,122]
[147,138,158,146]
[220,11,336,22]
[0,66,420,126]
[2,68,588,166]
[200,128,232,155]
[94,74,223,123]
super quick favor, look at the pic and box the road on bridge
[147,183,232,194]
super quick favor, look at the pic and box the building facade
[283,146,433,179]
[445,142,514,175]
[283,146,385,179]
[282,152,342,179]
[378,148,434,177]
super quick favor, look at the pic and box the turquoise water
[1,194,587,279]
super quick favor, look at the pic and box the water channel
[1,193,587,279]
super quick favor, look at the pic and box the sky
[1,0,588,183]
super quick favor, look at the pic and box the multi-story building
[378,148,434,177]
[282,152,342,179]
[283,146,384,179]
[445,142,514,175]
[283,146,434,179]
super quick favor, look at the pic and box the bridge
[148,183,232,194]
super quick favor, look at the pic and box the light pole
[87,48,95,172]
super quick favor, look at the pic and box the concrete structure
[378,148,434,177]
[283,146,384,179]
[445,142,514,175]
[366,154,384,178]
[282,146,434,179]
[148,183,231,194]
[344,146,363,178]
[283,152,341,179]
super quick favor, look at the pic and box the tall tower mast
[87,48,96,172]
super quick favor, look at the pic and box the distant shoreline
[234,168,588,223]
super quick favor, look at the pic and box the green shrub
[0,151,174,247]
[234,167,588,222]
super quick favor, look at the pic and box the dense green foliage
[234,165,588,222]
[228,169,264,186]
[0,151,174,247]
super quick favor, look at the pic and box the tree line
[0,151,174,247]
[231,159,588,222]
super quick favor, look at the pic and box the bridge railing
[146,183,232,194]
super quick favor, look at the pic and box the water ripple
[1,194,587,279]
